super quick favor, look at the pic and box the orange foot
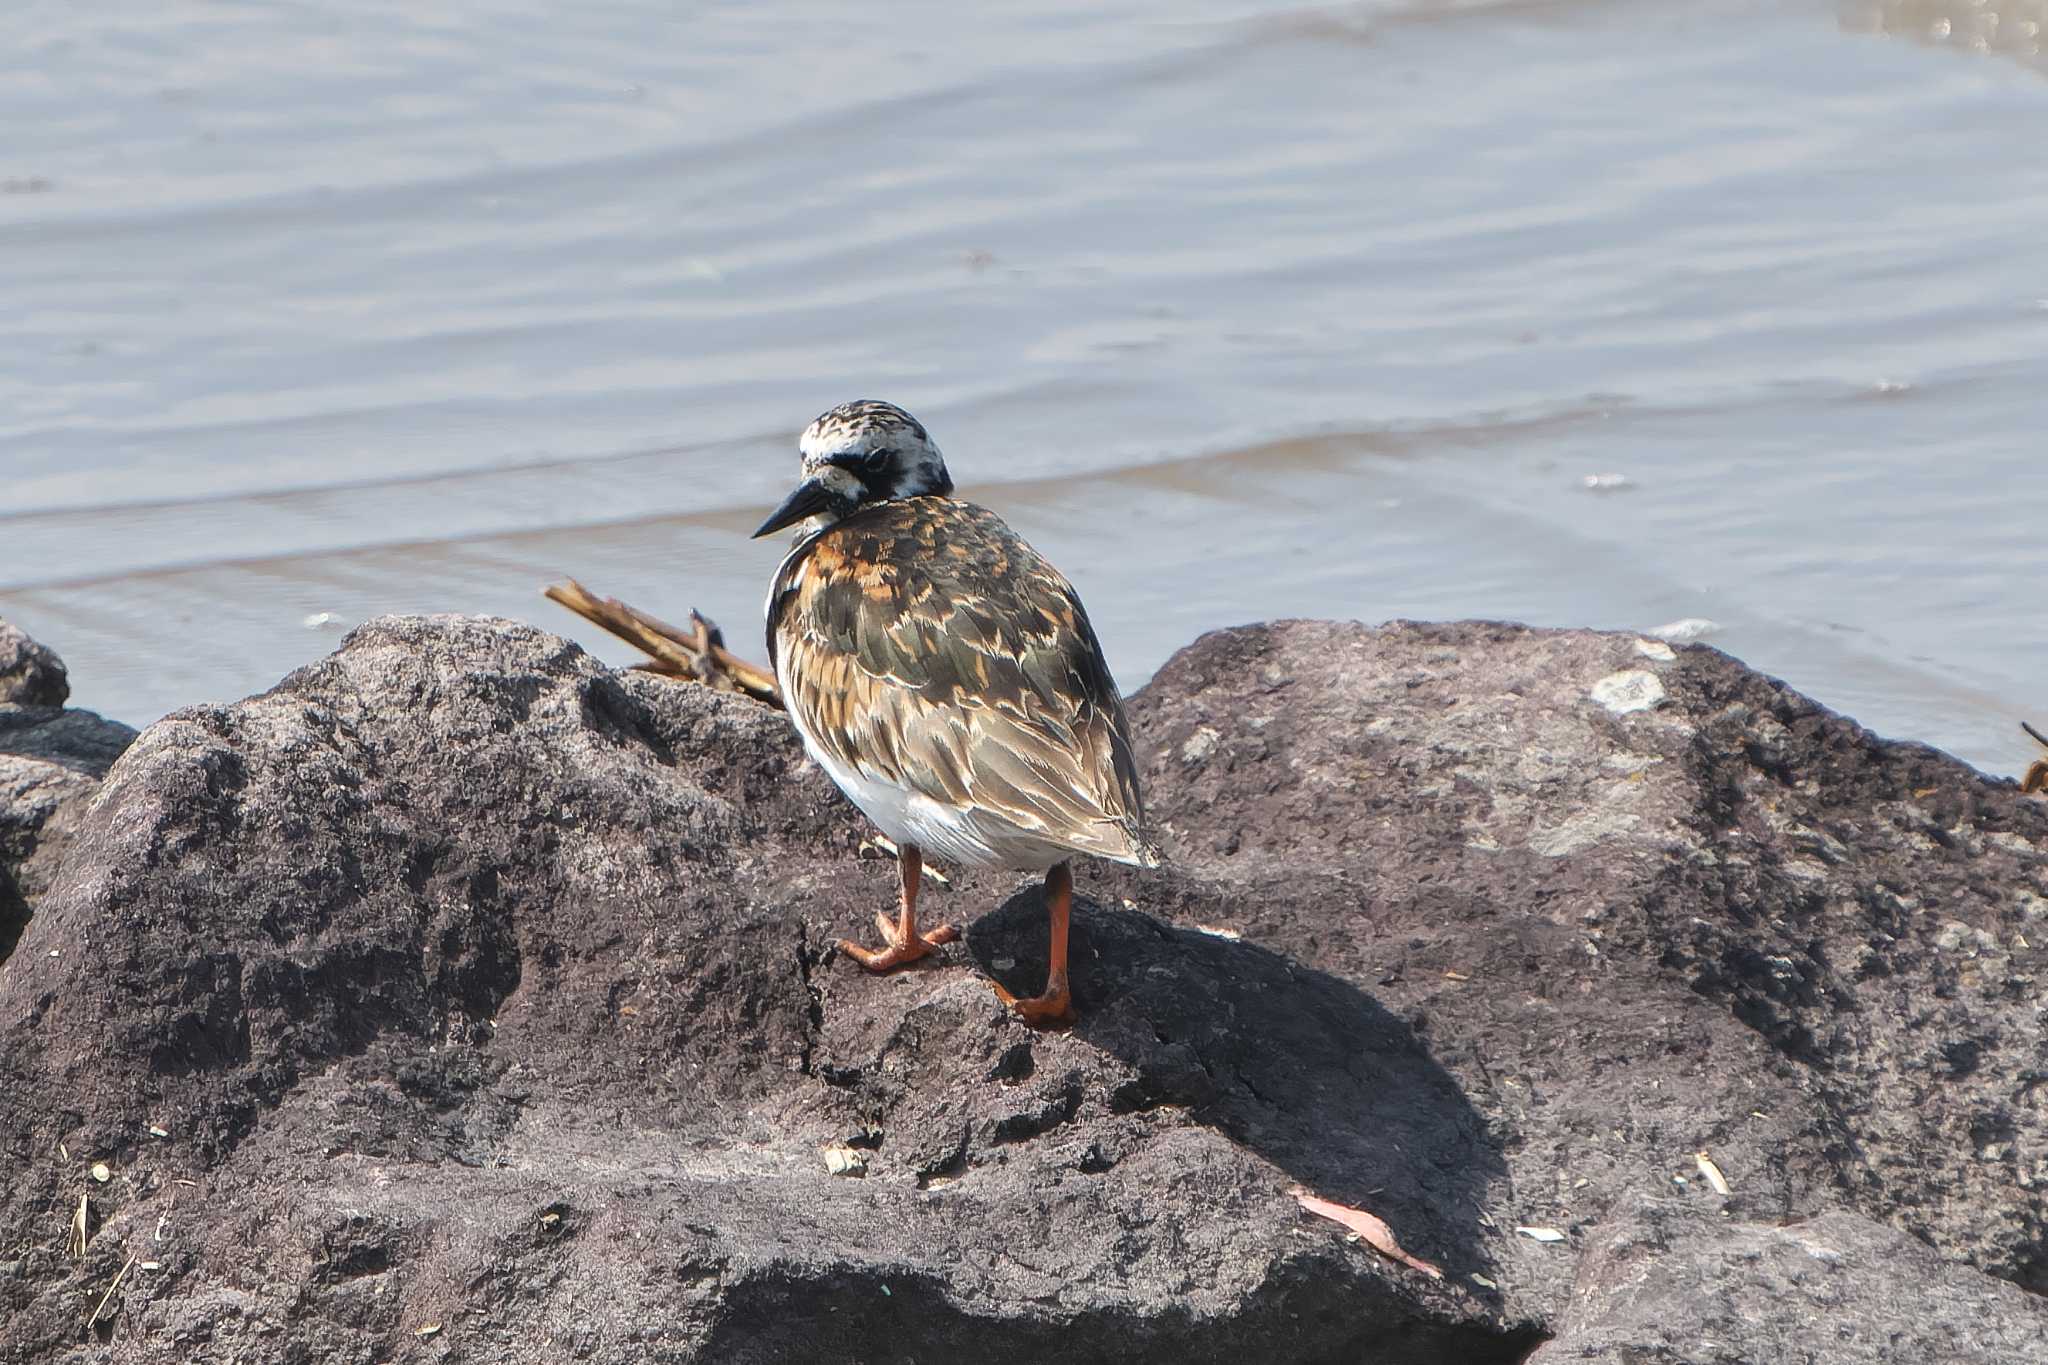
[839,841,956,971]
[990,860,1077,1026]
[838,912,959,972]
[990,977,1072,1026]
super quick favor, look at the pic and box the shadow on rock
[968,879,1505,1283]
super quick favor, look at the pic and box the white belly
[794,717,1074,873]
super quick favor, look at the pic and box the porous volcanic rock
[0,624,138,963]
[1,614,2043,1363]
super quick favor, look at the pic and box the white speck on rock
[1529,809,1641,857]
[1590,670,1665,715]
[1933,920,1996,954]
[1180,726,1221,765]
[1649,618,1720,643]
[1581,473,1632,492]
[822,1145,867,1177]
[1633,638,1676,661]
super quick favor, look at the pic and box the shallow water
[2,0,2044,775]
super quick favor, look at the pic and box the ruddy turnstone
[754,400,1160,1023]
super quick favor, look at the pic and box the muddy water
[2,0,2044,775]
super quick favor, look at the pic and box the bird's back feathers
[768,496,1158,869]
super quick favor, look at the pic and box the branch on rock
[543,580,783,709]
[2023,721,2048,795]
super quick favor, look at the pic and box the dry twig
[85,1253,135,1330]
[2022,721,2048,795]
[1295,1188,1444,1278]
[543,580,781,708]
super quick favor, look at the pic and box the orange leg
[992,861,1073,1025]
[838,842,958,971]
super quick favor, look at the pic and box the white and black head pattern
[753,400,955,539]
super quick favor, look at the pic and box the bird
[754,399,1160,1024]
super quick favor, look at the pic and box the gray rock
[0,614,2041,1362]
[0,619,68,708]
[1133,620,2048,1301]
[1528,1202,2048,1363]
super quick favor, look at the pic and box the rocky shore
[1,613,2043,1363]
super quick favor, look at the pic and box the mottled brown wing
[768,497,1156,864]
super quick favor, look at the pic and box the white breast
[778,669,1074,874]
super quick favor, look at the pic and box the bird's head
[751,399,955,539]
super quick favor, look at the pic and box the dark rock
[1128,620,2048,1305]
[0,624,137,963]
[0,620,68,708]
[0,703,137,777]
[0,614,2042,1362]
[0,863,25,977]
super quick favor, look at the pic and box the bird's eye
[861,449,893,472]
